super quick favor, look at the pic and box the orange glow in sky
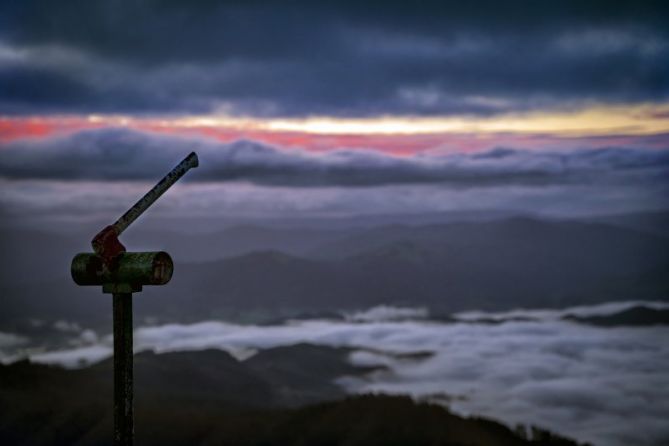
[2,103,669,154]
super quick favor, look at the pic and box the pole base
[113,292,134,446]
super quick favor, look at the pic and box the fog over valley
[2,301,669,446]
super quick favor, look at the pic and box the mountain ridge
[1,215,667,328]
[0,345,585,446]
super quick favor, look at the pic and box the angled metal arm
[92,152,199,263]
[113,152,199,234]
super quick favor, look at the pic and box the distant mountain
[0,228,87,287]
[0,346,583,446]
[564,306,669,326]
[2,216,668,328]
[310,216,668,260]
[122,224,345,261]
[162,217,669,316]
[244,343,378,406]
[586,210,669,238]
[0,344,370,429]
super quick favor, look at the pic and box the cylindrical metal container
[72,251,173,286]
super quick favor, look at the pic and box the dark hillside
[0,347,583,446]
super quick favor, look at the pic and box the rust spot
[91,225,126,264]
[151,252,173,284]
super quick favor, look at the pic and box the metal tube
[113,292,133,446]
[113,152,199,235]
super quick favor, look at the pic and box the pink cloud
[2,116,668,155]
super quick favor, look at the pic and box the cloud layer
[0,1,667,115]
[5,301,668,446]
[1,128,668,189]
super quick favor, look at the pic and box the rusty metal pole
[92,152,199,264]
[113,292,133,446]
[72,152,199,446]
[112,152,199,235]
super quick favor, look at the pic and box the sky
[1,0,668,227]
[1,6,668,444]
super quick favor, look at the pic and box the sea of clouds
[2,301,668,446]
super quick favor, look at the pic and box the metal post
[72,152,198,445]
[113,292,133,446]
[112,152,199,235]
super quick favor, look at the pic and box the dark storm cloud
[0,1,667,115]
[1,128,668,188]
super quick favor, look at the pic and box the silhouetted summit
[0,346,585,446]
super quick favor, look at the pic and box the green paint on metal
[71,251,173,287]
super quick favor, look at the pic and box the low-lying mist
[2,301,668,446]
